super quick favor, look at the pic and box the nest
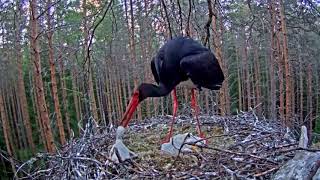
[15,112,310,179]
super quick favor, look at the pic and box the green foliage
[63,10,83,44]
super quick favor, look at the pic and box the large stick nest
[16,112,308,179]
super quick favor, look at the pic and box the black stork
[119,36,224,144]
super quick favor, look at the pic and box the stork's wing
[180,51,224,90]
[151,58,160,84]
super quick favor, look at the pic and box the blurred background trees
[0,0,319,177]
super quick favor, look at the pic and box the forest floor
[16,111,320,179]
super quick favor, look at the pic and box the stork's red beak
[120,90,140,127]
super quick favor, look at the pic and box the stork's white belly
[178,79,197,89]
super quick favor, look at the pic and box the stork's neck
[120,83,172,127]
[138,83,172,101]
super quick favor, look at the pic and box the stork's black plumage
[120,36,224,143]
[141,37,224,100]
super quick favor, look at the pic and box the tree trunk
[292,74,296,119]
[0,153,8,177]
[95,74,103,124]
[47,0,66,145]
[219,16,230,115]
[101,73,108,125]
[269,0,277,120]
[161,97,164,115]
[276,34,285,122]
[315,65,319,131]
[298,44,304,124]
[262,47,269,116]
[279,0,293,125]
[127,0,141,119]
[307,63,313,140]
[242,35,251,111]
[108,63,116,122]
[253,39,262,116]
[4,89,19,152]
[88,70,99,120]
[58,54,72,138]
[235,44,243,112]
[30,72,45,147]
[105,64,113,125]
[126,64,132,100]
[71,64,81,123]
[121,71,128,117]
[117,66,124,116]
[7,87,23,150]
[205,90,209,114]
[14,87,28,149]
[30,0,55,153]
[83,0,99,122]
[115,65,121,118]
[211,4,228,115]
[0,92,16,173]
[15,2,35,153]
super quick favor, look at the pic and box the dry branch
[14,112,320,179]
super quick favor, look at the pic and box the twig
[275,147,320,154]
[83,0,114,68]
[36,0,62,20]
[254,166,280,177]
[200,145,279,164]
[160,0,172,39]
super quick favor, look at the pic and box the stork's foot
[160,133,206,156]
[109,126,137,163]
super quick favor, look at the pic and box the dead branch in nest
[13,111,319,179]
[253,166,280,177]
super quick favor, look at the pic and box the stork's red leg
[161,88,178,144]
[191,89,207,144]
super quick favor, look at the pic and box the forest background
[0,0,319,177]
